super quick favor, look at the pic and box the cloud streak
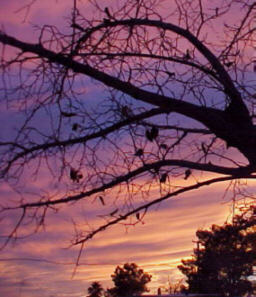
[0,179,233,296]
[0,1,254,297]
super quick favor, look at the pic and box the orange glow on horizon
[1,1,255,297]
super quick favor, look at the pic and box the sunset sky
[0,1,255,297]
[0,180,233,297]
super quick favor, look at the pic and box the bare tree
[0,0,255,256]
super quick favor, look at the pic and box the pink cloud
[1,1,255,297]
[0,176,234,296]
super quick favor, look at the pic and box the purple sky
[0,1,255,297]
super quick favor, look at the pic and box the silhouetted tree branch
[0,0,255,255]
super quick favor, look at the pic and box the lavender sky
[0,1,255,297]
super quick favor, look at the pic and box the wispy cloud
[0,179,233,296]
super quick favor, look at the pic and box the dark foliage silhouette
[178,206,256,297]
[87,281,104,297]
[107,263,151,297]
